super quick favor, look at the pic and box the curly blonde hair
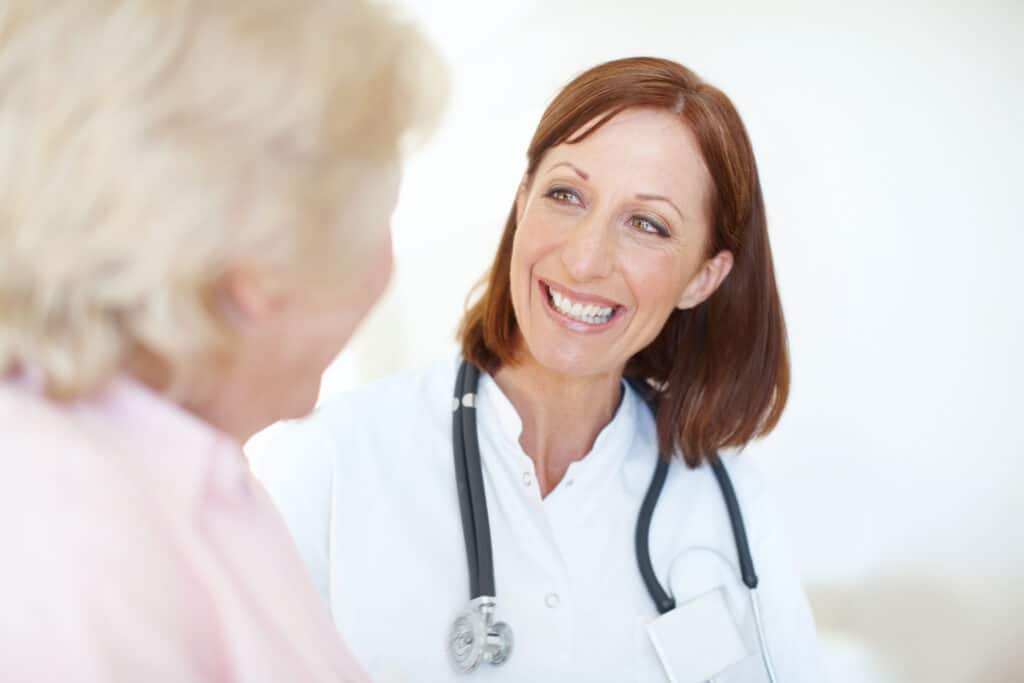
[0,0,444,400]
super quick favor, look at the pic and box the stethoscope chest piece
[448,596,514,673]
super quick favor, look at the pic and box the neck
[493,353,623,498]
[185,377,261,446]
[128,349,260,447]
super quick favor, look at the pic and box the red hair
[459,57,789,466]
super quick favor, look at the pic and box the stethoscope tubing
[453,361,496,598]
[708,457,758,590]
[452,360,478,596]
[636,458,676,614]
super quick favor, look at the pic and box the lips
[539,279,624,328]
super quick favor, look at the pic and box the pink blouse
[0,373,370,682]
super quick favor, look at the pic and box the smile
[540,280,623,327]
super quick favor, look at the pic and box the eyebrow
[545,161,589,180]
[635,193,686,223]
[544,163,687,223]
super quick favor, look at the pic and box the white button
[522,472,532,486]
[545,593,560,608]
[564,479,574,487]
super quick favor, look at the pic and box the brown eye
[545,186,581,205]
[630,215,668,237]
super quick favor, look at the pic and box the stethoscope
[448,359,779,681]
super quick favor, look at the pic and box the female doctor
[250,57,823,682]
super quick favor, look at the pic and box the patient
[0,1,442,680]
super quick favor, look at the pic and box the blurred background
[301,1,1024,680]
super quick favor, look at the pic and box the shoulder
[249,354,457,468]
[0,386,213,674]
[705,451,769,514]
[245,355,460,597]
[0,380,206,561]
[620,386,766,504]
[246,354,459,520]
[0,381,148,513]
[318,353,457,439]
[663,448,768,508]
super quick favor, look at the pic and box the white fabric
[248,355,824,682]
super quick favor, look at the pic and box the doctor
[250,57,823,682]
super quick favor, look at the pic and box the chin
[524,339,619,380]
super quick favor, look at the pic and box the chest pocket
[635,548,757,682]
[645,587,748,682]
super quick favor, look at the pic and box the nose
[560,216,614,283]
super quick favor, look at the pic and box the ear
[676,250,734,310]
[220,267,286,324]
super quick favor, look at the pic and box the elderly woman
[250,57,822,682]
[0,1,441,680]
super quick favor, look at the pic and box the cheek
[368,237,394,300]
[509,216,562,327]
[625,251,692,315]
[352,232,394,312]
[512,214,561,281]
[307,234,393,366]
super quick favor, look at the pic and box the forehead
[540,108,711,206]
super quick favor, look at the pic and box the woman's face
[509,107,733,379]
[229,160,400,431]
[276,163,400,417]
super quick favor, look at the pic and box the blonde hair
[0,0,444,400]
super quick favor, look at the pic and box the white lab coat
[248,355,824,682]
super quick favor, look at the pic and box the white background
[318,2,1024,680]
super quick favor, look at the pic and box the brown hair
[458,57,788,467]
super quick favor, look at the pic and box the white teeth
[547,285,615,325]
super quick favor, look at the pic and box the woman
[250,57,822,682]
[0,1,441,680]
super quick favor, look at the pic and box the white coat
[248,355,824,682]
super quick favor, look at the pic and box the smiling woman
[462,58,787,468]
[509,109,735,431]
[250,57,821,682]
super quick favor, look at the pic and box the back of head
[0,0,444,400]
